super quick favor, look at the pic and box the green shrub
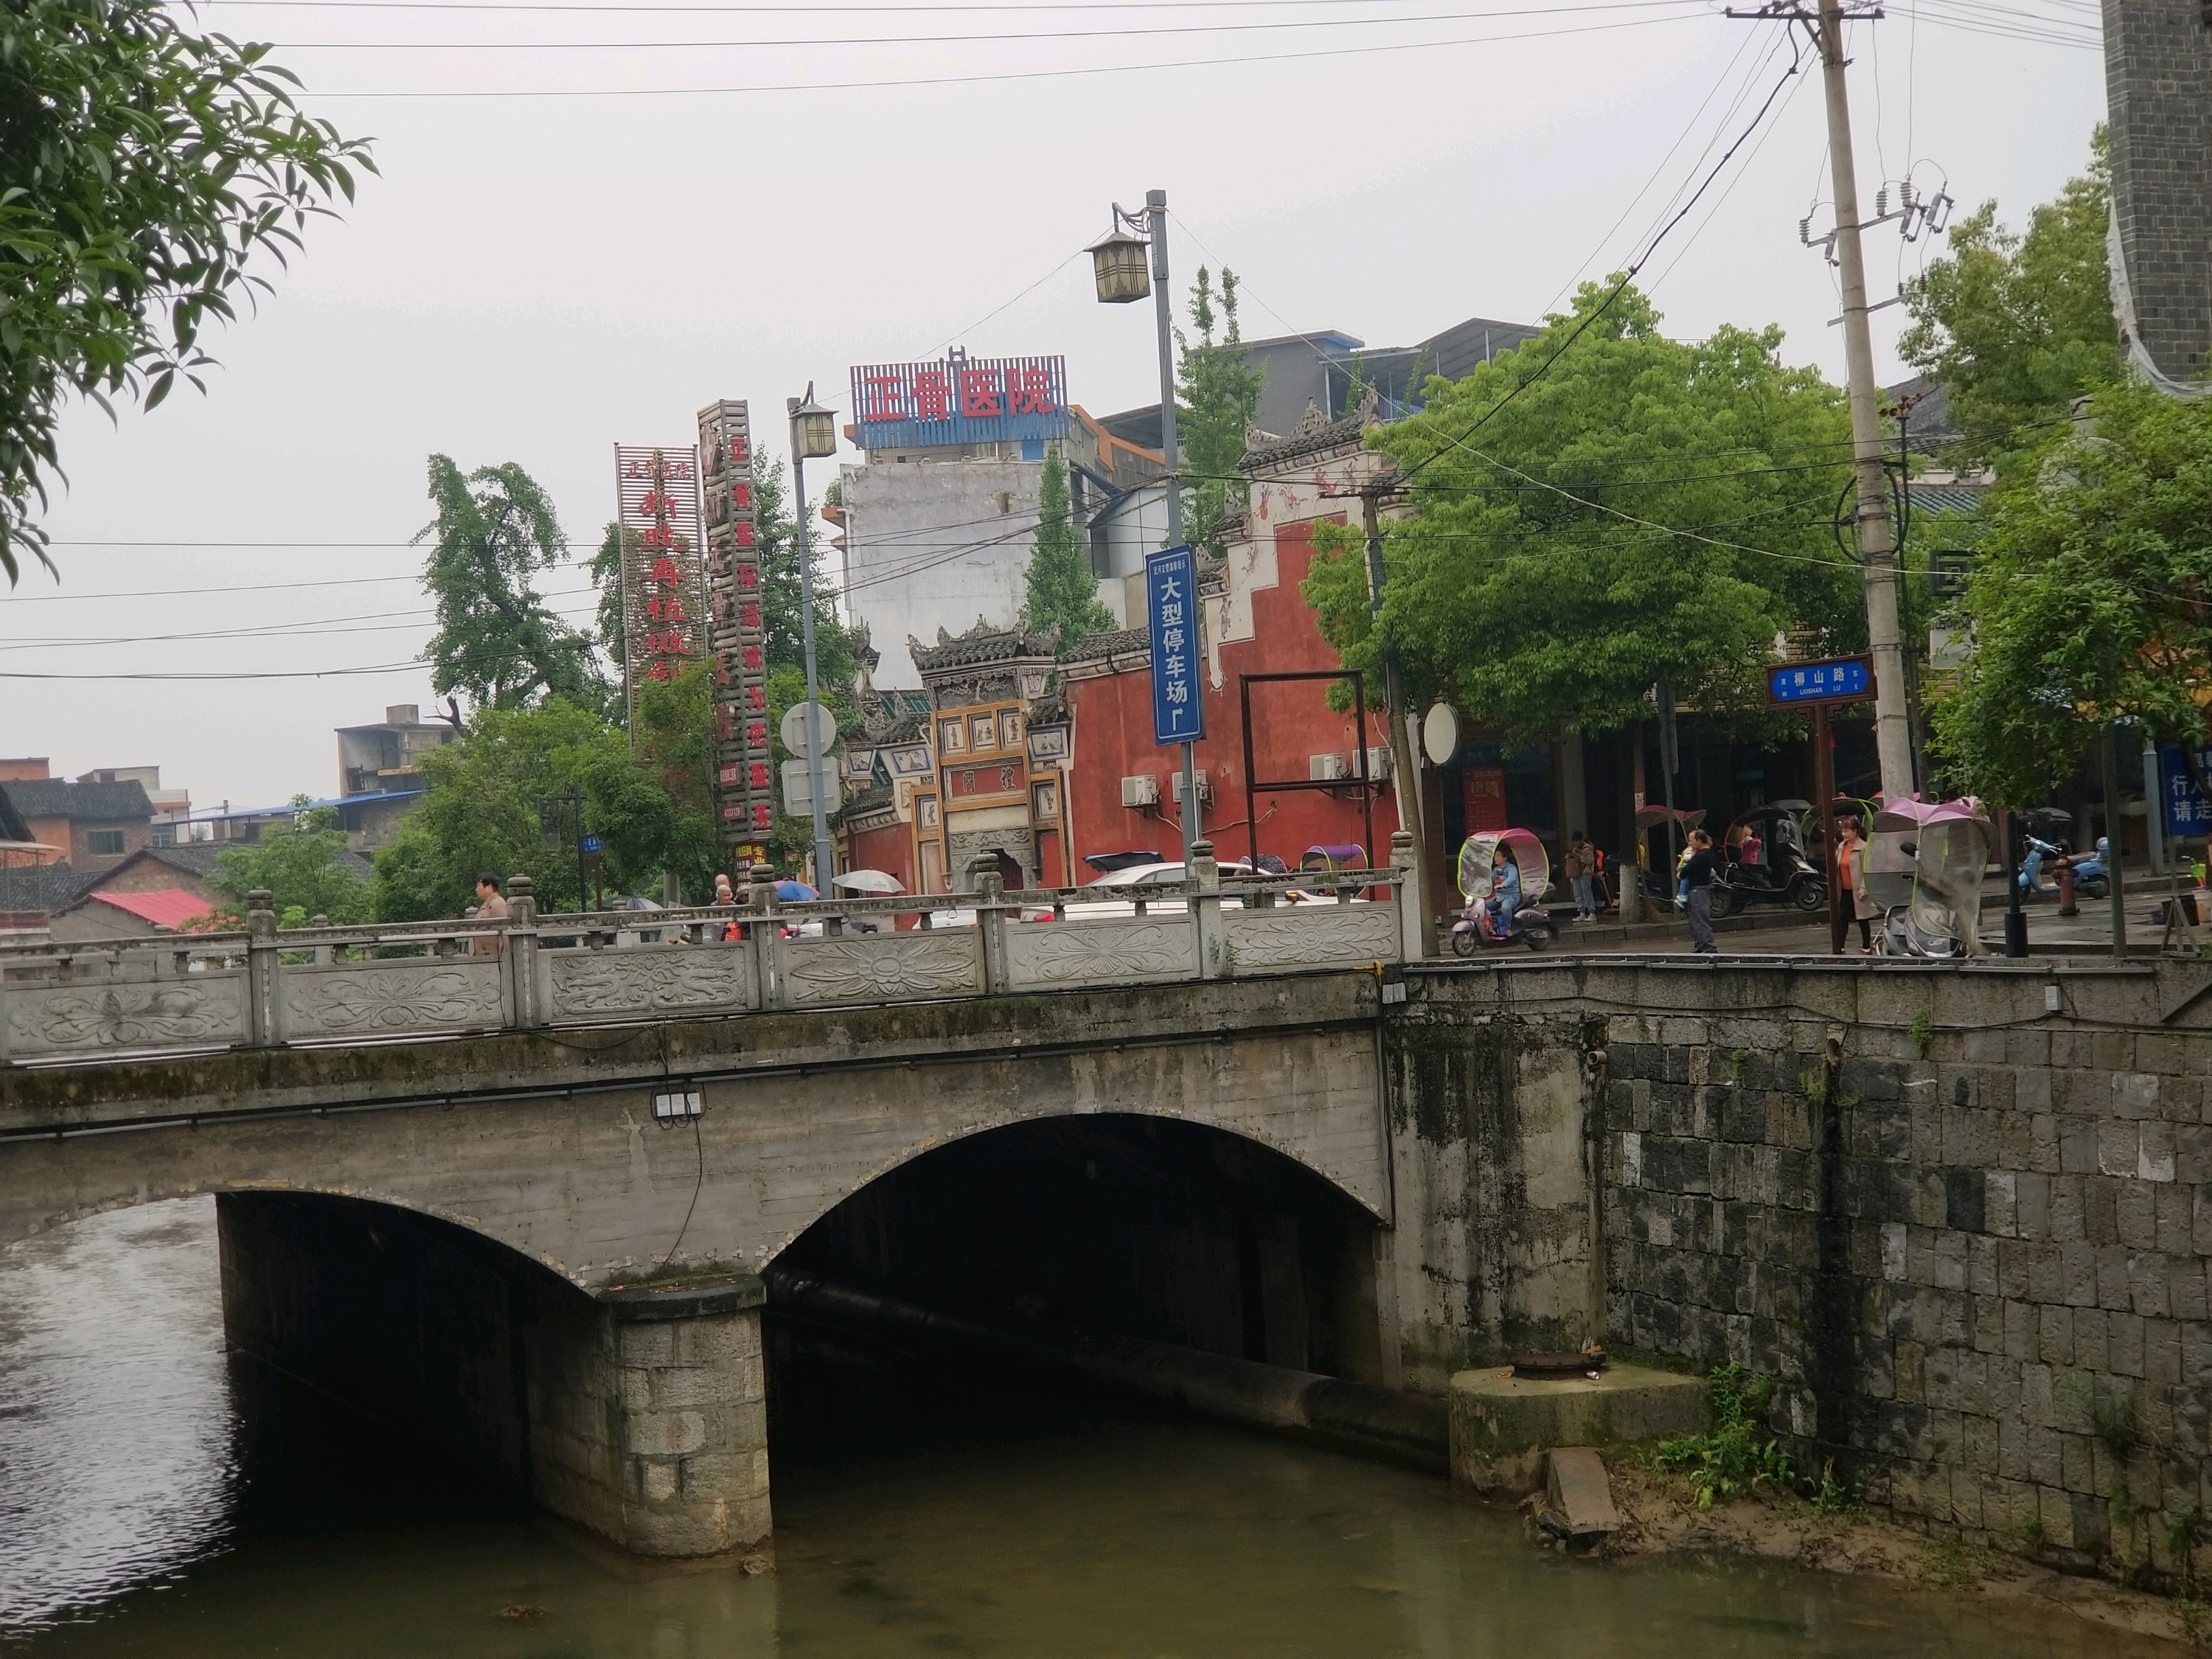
[1655,1364,1799,1510]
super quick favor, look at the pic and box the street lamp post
[1090,187,1198,866]
[788,385,839,888]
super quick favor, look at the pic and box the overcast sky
[14,0,2103,813]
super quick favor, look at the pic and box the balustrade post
[245,888,282,1046]
[1190,838,1225,978]
[1391,830,1422,962]
[748,862,781,1008]
[967,853,1009,995]
[506,874,541,1029]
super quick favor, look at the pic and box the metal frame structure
[1238,670,1377,872]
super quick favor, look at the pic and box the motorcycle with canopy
[1450,830,1558,955]
[1869,798,1992,956]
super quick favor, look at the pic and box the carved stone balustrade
[0,851,1417,1065]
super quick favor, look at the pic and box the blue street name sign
[2159,745,2212,838]
[1766,656,1873,705]
[1146,544,1205,745]
[580,833,605,855]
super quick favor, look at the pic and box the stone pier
[216,1192,769,1557]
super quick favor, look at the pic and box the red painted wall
[1064,521,1402,873]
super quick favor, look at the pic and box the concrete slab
[1448,1362,1708,1492]
[1538,1446,1621,1543]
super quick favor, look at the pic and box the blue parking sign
[1146,545,1205,744]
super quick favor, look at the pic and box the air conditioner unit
[1364,746,1394,780]
[1121,773,1160,807]
[1310,753,1348,782]
[1171,768,1211,803]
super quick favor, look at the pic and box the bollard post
[967,852,1009,995]
[1190,838,1225,977]
[245,888,281,1046]
[506,874,540,1029]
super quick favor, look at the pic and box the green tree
[1175,267,1265,556]
[209,798,371,925]
[371,698,672,919]
[417,456,604,719]
[1302,282,1859,750]
[588,520,632,709]
[1024,446,1113,647]
[630,661,719,897]
[1,0,372,584]
[1929,384,2212,806]
[1899,130,2121,464]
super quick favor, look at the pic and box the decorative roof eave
[1239,386,1382,475]
[909,615,1063,675]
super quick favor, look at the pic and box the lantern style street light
[787,383,838,888]
[1087,212,1152,305]
[1093,188,1196,863]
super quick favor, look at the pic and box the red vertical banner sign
[1462,767,1509,834]
[698,400,772,867]
[614,444,706,717]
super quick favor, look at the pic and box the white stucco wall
[841,456,1044,686]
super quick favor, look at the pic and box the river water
[0,1200,2181,1657]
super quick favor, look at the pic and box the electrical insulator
[1798,216,1812,245]
[1874,186,1888,218]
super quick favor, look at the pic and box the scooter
[1450,892,1559,955]
[2018,834,2109,902]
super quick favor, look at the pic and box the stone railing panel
[1004,914,1200,992]
[545,942,756,1023]
[3,965,250,1059]
[1224,900,1402,973]
[781,930,982,1007]
[282,956,509,1042]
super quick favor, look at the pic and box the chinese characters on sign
[1764,655,1874,706]
[1146,545,1205,745]
[697,400,772,865]
[614,445,706,712]
[2160,745,2212,838]
[848,352,1069,451]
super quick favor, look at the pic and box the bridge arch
[769,1110,1397,1385]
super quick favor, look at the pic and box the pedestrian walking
[472,871,510,956]
[1682,830,1722,954]
[1834,817,1874,953]
[1563,830,1598,922]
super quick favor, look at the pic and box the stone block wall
[1596,967,2212,1581]
[2104,0,2212,381]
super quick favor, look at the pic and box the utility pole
[1734,0,1915,802]
[1816,0,1913,801]
[1363,485,1427,943]
[1147,189,1201,867]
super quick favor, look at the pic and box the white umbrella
[833,869,904,894]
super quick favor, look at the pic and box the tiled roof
[0,860,95,913]
[87,887,216,931]
[1058,627,1148,665]
[1242,392,1380,473]
[909,618,1061,672]
[0,776,153,821]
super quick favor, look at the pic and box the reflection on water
[0,1202,2185,1657]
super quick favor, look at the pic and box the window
[86,829,126,856]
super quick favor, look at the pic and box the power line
[1397,38,1809,487]
[291,11,1715,95]
[0,662,434,681]
[255,0,1711,46]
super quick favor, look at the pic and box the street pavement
[1523,865,2197,958]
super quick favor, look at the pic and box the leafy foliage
[1,0,373,583]
[208,798,370,925]
[1176,267,1265,557]
[370,700,669,919]
[1899,129,2121,464]
[1024,445,1113,647]
[1655,1364,1798,1510]
[1929,384,2212,805]
[417,456,604,718]
[630,661,719,897]
[1303,282,1858,750]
